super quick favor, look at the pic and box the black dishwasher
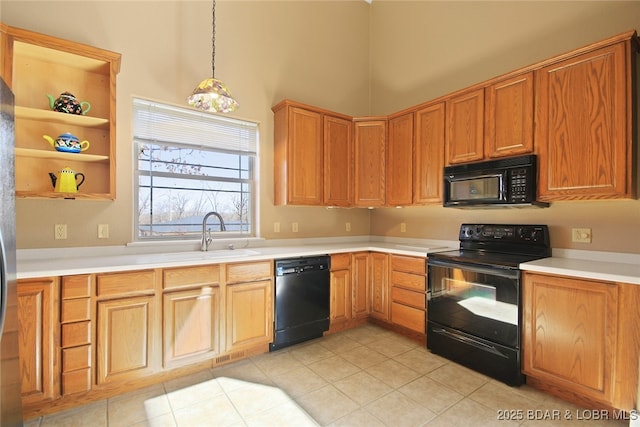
[270,255,330,351]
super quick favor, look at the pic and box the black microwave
[443,155,549,208]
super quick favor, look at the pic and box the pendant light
[187,0,239,113]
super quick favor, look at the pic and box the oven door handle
[431,327,510,359]
[427,258,519,279]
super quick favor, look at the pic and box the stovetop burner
[429,224,551,269]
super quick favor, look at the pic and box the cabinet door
[324,115,353,207]
[535,42,630,200]
[97,295,156,385]
[484,72,534,158]
[163,286,220,368]
[523,273,618,404]
[226,280,273,352]
[414,102,445,204]
[330,269,351,326]
[273,105,323,205]
[369,253,389,321]
[351,252,370,319]
[354,119,386,207]
[445,88,484,165]
[387,112,414,206]
[17,278,58,404]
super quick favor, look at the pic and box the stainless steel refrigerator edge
[0,77,23,425]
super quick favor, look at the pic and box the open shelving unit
[1,24,121,199]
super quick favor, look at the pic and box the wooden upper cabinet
[445,88,484,165]
[324,115,353,207]
[354,118,387,207]
[387,112,414,206]
[414,102,445,204]
[273,102,323,205]
[535,39,635,200]
[1,24,121,200]
[484,72,534,159]
[273,100,352,206]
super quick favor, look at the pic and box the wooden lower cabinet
[163,287,220,367]
[60,275,92,395]
[523,272,640,410]
[329,253,351,329]
[369,253,389,321]
[225,261,274,352]
[17,277,58,406]
[162,265,221,368]
[97,294,158,385]
[389,255,426,334]
[226,280,273,352]
[96,270,159,385]
[351,252,370,319]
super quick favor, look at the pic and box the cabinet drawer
[391,255,425,274]
[163,265,220,290]
[62,345,91,372]
[62,368,91,395]
[61,321,91,348]
[390,271,425,292]
[391,302,425,333]
[331,253,350,271]
[391,287,425,309]
[97,270,155,298]
[61,275,91,299]
[61,298,90,323]
[226,261,272,284]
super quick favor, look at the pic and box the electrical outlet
[292,222,299,233]
[54,224,67,240]
[572,228,592,243]
[400,222,407,233]
[273,222,280,233]
[345,222,351,232]
[98,224,109,239]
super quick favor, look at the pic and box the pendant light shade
[187,0,238,113]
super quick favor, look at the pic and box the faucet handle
[206,228,213,250]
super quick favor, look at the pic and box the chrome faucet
[200,211,226,251]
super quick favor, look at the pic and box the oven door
[427,258,520,348]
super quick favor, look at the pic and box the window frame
[132,97,259,242]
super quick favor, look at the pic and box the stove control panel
[459,224,549,245]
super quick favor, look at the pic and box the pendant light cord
[211,0,216,79]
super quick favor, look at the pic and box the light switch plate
[98,224,109,239]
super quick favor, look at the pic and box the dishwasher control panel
[275,256,330,276]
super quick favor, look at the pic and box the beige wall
[2,1,640,253]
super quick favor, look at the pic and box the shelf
[15,106,109,129]
[14,40,113,74]
[15,147,109,163]
[15,190,113,200]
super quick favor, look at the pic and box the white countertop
[17,238,640,285]
[520,256,640,285]
[16,239,455,279]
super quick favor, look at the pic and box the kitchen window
[133,98,259,241]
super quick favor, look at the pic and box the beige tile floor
[25,324,630,427]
